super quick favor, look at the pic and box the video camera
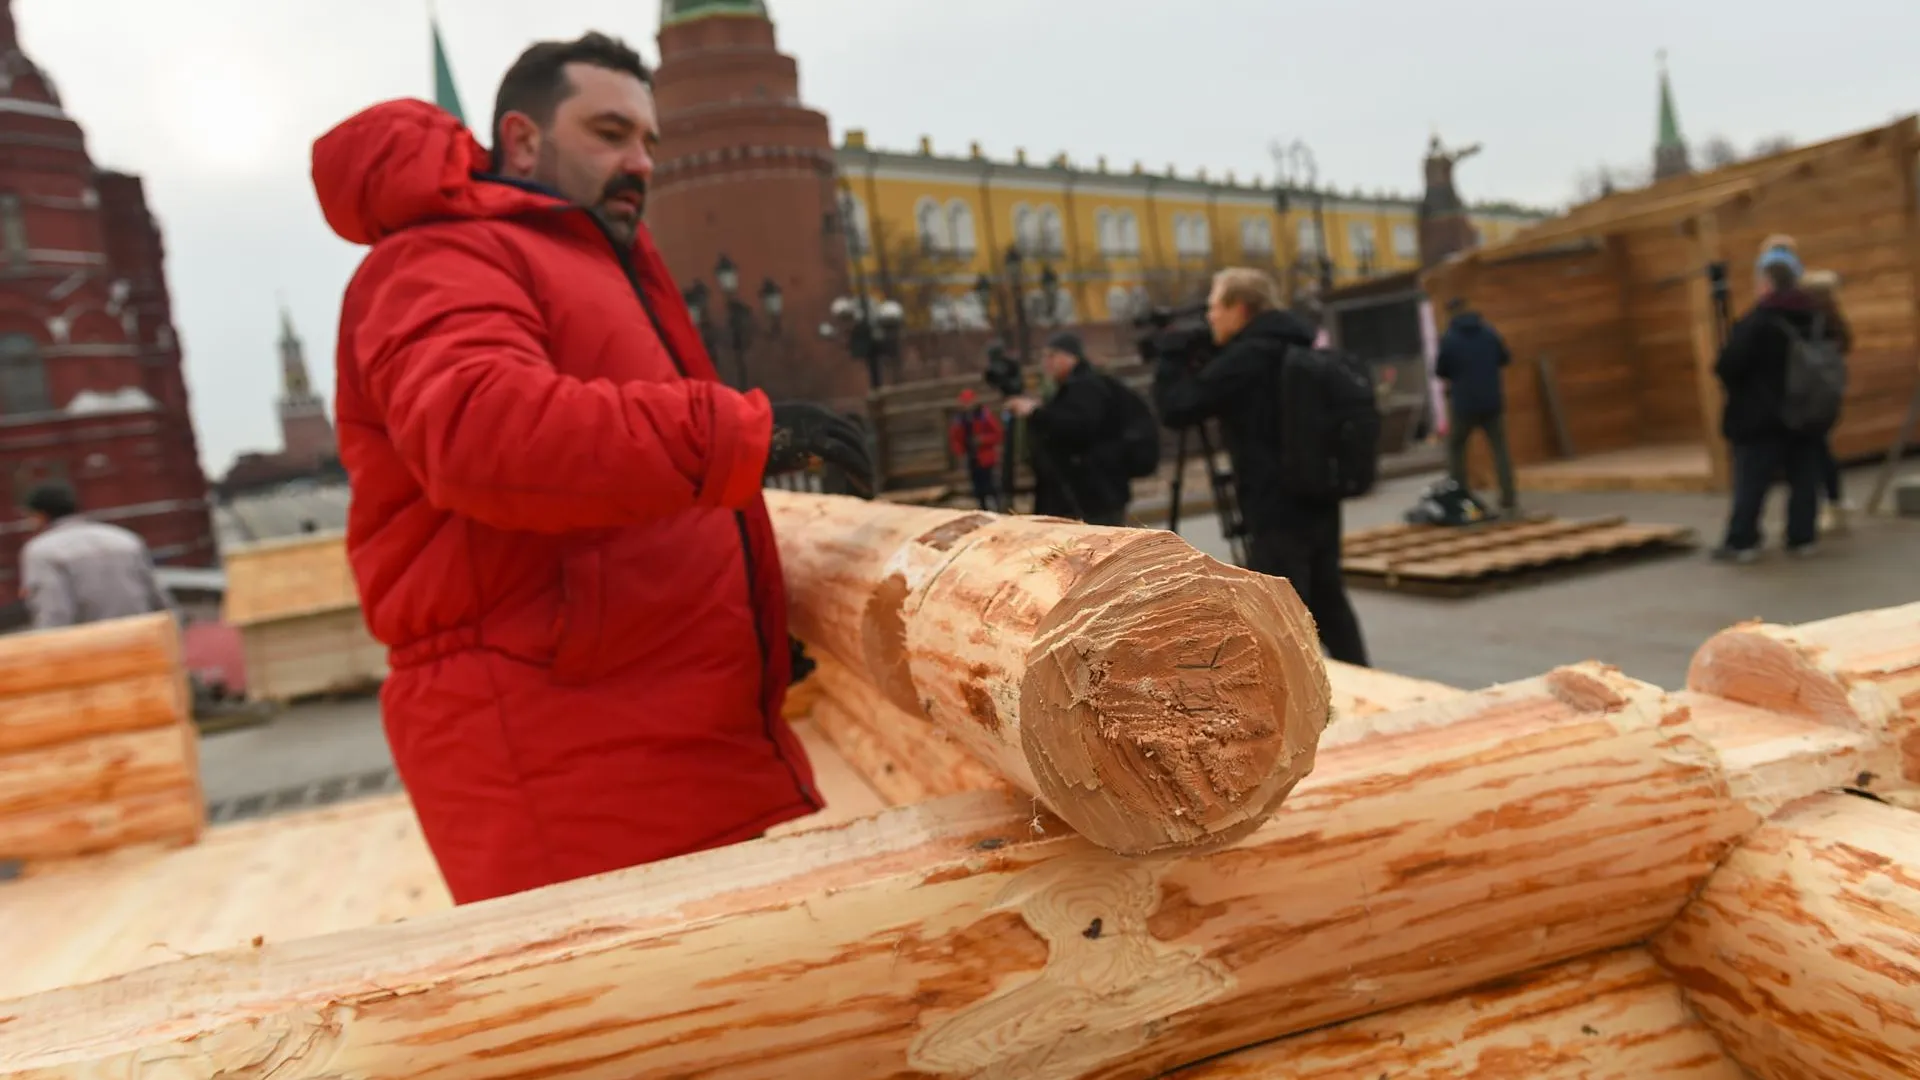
[1132,301,1214,373]
[983,341,1025,398]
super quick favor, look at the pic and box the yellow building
[832,132,1546,332]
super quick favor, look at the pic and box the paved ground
[197,462,1920,808]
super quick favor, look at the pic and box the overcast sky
[18,0,1920,475]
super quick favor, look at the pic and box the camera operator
[1153,268,1369,666]
[1006,332,1132,526]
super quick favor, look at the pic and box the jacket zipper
[577,213,817,809]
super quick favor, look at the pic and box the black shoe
[1710,545,1761,564]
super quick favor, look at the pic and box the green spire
[661,0,769,27]
[1656,49,1683,150]
[431,10,466,124]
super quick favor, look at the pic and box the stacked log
[10,659,1905,1079]
[0,613,202,864]
[767,491,1333,855]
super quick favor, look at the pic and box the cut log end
[1021,531,1331,854]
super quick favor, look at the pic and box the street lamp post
[1039,264,1060,328]
[973,273,995,337]
[760,277,784,336]
[1272,138,1334,298]
[1004,244,1030,359]
[714,254,751,388]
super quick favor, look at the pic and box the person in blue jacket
[1435,297,1517,513]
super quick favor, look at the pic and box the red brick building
[0,1,215,592]
[648,0,866,407]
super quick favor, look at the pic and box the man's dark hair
[24,480,77,520]
[1762,260,1799,293]
[491,32,653,153]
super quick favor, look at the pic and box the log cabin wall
[1707,124,1920,462]
[1423,241,1639,473]
[0,613,203,865]
[1620,222,1711,445]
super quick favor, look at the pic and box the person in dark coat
[1154,268,1369,667]
[1801,268,1852,534]
[1007,333,1132,525]
[1434,297,1517,512]
[1711,243,1834,561]
[948,389,1005,512]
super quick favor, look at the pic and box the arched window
[0,333,51,416]
[1050,287,1077,326]
[915,197,948,255]
[1038,206,1065,256]
[840,193,871,255]
[1107,285,1133,322]
[946,200,977,257]
[1012,204,1038,255]
[1296,217,1321,255]
[1241,218,1273,255]
[1188,214,1211,257]
[1096,209,1115,255]
[1117,211,1141,255]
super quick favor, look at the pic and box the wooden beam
[5,660,1907,1080]
[0,614,179,702]
[1161,948,1744,1079]
[805,652,1010,806]
[1652,794,1920,1080]
[766,491,1332,856]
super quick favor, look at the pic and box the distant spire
[1652,50,1692,180]
[278,304,315,403]
[431,7,466,124]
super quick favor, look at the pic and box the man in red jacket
[310,32,872,904]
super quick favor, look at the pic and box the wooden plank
[1343,517,1628,576]
[221,531,360,628]
[766,490,1331,856]
[1163,948,1745,1079]
[8,659,1911,1079]
[0,786,202,864]
[1652,794,1920,1080]
[1391,523,1696,581]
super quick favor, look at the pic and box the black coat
[1153,308,1329,534]
[1715,287,1832,443]
[1028,359,1130,520]
[1434,312,1511,419]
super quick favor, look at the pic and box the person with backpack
[1154,268,1372,666]
[1711,242,1843,562]
[1006,332,1152,526]
[1801,269,1853,534]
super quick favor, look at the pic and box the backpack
[1776,314,1846,432]
[1102,374,1163,480]
[1275,344,1382,500]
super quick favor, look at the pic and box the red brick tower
[0,0,215,596]
[275,307,336,464]
[648,0,863,406]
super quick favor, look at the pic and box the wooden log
[0,727,196,817]
[0,786,203,864]
[1161,948,1745,1079]
[767,490,1331,856]
[1324,660,1464,719]
[806,651,1010,806]
[0,613,179,703]
[4,664,1854,1080]
[0,672,185,755]
[1653,793,1920,1080]
[1687,600,1920,786]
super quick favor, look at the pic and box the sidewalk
[1127,442,1446,527]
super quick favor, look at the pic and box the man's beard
[590,173,647,246]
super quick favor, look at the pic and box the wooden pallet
[1343,515,1698,596]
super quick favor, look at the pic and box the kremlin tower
[0,0,215,595]
[648,0,865,405]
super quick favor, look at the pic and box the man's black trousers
[1248,507,1369,667]
[1723,434,1824,552]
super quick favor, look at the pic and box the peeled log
[1164,948,1745,1079]
[1687,600,1920,785]
[1653,794,1920,1080]
[806,652,1009,806]
[0,672,186,757]
[768,491,1331,855]
[0,614,180,701]
[0,787,203,863]
[0,665,1807,1080]
[0,727,196,818]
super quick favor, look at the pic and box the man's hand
[767,402,875,498]
[1005,395,1041,418]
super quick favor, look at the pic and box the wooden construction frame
[1423,115,1920,495]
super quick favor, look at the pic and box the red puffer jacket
[311,99,819,905]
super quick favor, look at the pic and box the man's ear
[495,111,542,174]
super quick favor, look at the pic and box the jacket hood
[1239,308,1317,348]
[312,98,565,246]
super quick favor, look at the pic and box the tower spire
[1653,49,1692,180]
[430,5,466,124]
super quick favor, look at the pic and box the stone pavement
[195,463,1920,810]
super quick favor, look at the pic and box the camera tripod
[1166,421,1248,567]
